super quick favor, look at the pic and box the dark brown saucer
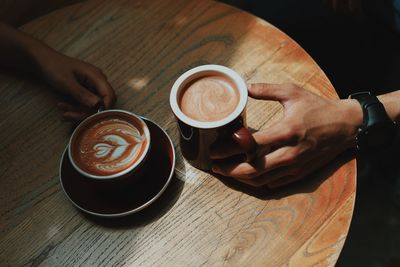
[59,118,175,217]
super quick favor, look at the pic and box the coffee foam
[71,115,148,176]
[179,75,239,122]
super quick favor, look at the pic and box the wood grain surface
[0,0,356,266]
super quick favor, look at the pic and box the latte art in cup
[179,75,240,122]
[70,111,150,177]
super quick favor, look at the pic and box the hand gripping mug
[170,65,257,170]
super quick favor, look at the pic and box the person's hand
[211,83,363,188]
[36,50,116,121]
[0,22,116,121]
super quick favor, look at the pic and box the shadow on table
[82,169,185,229]
[213,149,355,200]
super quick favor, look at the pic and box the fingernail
[88,97,102,109]
[211,165,219,173]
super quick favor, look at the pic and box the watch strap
[349,91,396,152]
[349,91,393,129]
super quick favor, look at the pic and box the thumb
[248,83,293,102]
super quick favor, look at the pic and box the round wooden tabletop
[0,0,356,266]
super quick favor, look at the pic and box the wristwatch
[349,91,397,153]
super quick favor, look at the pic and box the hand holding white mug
[211,83,364,188]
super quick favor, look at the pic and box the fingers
[214,144,342,188]
[83,67,116,109]
[264,146,343,188]
[57,102,91,122]
[67,80,102,109]
[210,119,297,160]
[212,156,268,180]
[213,155,301,188]
[211,82,304,160]
[253,120,298,148]
[248,83,298,102]
[62,111,89,122]
[212,146,299,180]
[41,54,116,119]
[258,152,333,189]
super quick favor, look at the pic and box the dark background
[220,1,400,266]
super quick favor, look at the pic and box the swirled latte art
[180,75,240,122]
[72,117,147,176]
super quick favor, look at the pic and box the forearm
[333,89,400,150]
[0,22,54,73]
[0,22,116,119]
[378,90,400,123]
[340,90,400,127]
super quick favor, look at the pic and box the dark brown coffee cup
[68,110,151,183]
[170,65,257,170]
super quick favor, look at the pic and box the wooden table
[0,0,356,266]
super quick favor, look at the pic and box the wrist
[349,91,398,153]
[25,39,56,66]
[337,99,364,148]
[26,41,64,80]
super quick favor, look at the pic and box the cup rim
[68,109,151,180]
[169,64,248,129]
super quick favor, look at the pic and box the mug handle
[178,122,194,141]
[232,127,257,162]
[97,105,105,113]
